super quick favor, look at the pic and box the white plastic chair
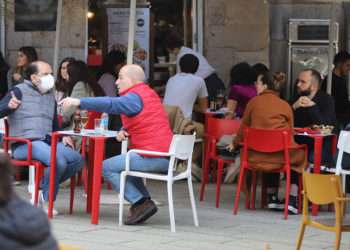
[334,130,350,193]
[118,133,199,232]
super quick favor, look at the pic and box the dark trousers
[204,73,226,101]
[264,171,299,189]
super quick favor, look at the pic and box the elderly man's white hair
[122,64,146,83]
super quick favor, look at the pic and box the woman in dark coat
[0,153,58,250]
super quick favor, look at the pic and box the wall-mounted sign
[107,7,150,78]
[15,0,58,31]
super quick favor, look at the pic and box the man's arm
[79,93,143,116]
[306,95,336,126]
[0,87,22,118]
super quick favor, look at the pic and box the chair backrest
[206,117,241,139]
[169,133,196,161]
[303,172,342,205]
[243,127,291,153]
[335,130,350,174]
[85,111,102,129]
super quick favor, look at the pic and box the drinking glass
[80,110,89,133]
[215,89,226,109]
[94,118,104,134]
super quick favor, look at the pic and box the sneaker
[267,194,284,210]
[39,191,59,216]
[124,199,158,225]
[287,196,298,215]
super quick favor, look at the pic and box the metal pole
[326,2,336,95]
[53,0,63,77]
[192,0,198,51]
[197,0,204,54]
[0,0,5,56]
[127,0,137,64]
[84,0,88,63]
[183,0,188,47]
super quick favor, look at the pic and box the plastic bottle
[101,113,109,131]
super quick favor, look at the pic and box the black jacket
[0,195,58,250]
[294,90,336,128]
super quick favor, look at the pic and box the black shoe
[125,199,158,225]
[287,196,298,215]
[267,194,284,210]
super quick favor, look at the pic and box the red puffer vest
[120,83,173,153]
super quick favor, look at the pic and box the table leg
[86,139,95,213]
[91,137,105,225]
[48,132,58,219]
[312,137,323,216]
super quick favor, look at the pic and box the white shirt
[163,73,208,119]
[177,47,215,79]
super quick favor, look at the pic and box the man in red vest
[60,64,173,225]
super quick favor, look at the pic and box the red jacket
[120,83,173,153]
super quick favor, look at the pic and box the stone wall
[5,0,87,69]
[204,0,270,86]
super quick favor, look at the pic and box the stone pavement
[15,181,350,250]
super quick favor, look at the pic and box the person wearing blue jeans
[103,152,169,203]
[60,64,173,225]
[0,61,84,215]
[12,141,84,201]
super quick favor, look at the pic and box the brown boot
[125,199,158,225]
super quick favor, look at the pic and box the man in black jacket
[0,153,58,250]
[322,51,350,125]
[293,69,336,164]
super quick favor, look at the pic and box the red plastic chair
[199,117,241,207]
[233,127,307,219]
[3,119,76,214]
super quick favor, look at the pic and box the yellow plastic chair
[296,172,350,250]
[59,245,82,250]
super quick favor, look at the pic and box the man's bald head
[116,64,146,92]
[120,64,146,84]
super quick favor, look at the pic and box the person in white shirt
[166,37,226,101]
[163,54,208,119]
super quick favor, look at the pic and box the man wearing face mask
[0,61,84,216]
[292,69,336,165]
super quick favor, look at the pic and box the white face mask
[37,74,55,94]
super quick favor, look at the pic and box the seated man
[163,54,208,119]
[293,68,336,164]
[166,36,226,101]
[60,64,173,225]
[0,153,58,250]
[0,61,84,215]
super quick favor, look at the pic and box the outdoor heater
[287,19,339,100]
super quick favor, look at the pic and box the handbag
[215,134,239,160]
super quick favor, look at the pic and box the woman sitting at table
[61,60,105,129]
[60,61,105,150]
[227,71,307,214]
[226,62,257,119]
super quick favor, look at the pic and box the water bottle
[101,113,109,131]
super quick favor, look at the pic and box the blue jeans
[103,152,169,204]
[13,141,84,201]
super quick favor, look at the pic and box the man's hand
[13,73,22,81]
[226,143,235,152]
[293,96,315,110]
[62,136,75,149]
[116,130,128,141]
[8,91,21,109]
[59,97,81,112]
